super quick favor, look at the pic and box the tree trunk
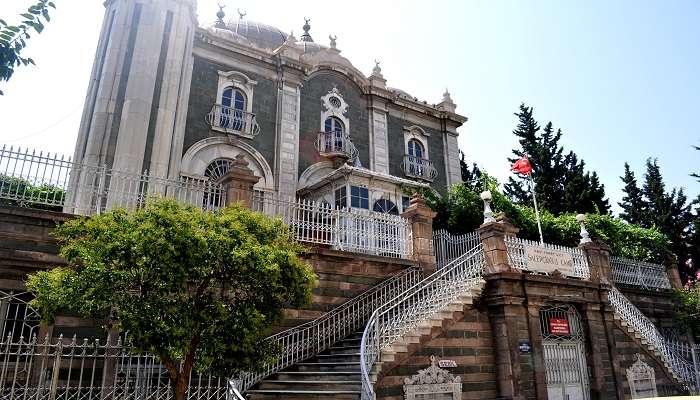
[174,373,188,400]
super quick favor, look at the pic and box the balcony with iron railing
[205,104,260,138]
[401,155,437,182]
[315,131,358,162]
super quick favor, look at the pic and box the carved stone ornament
[626,353,657,399]
[403,355,462,400]
[321,87,349,114]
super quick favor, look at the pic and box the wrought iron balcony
[401,155,437,182]
[315,131,358,161]
[206,104,260,138]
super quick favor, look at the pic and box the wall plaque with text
[524,245,574,276]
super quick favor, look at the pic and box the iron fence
[610,256,671,290]
[433,230,481,269]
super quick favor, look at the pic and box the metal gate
[540,305,590,400]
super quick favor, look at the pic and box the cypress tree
[619,163,646,225]
[505,103,609,215]
[459,151,482,191]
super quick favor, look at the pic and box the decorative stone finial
[372,59,382,76]
[237,8,246,19]
[329,34,337,49]
[576,213,592,244]
[300,17,313,42]
[215,3,226,27]
[437,88,457,112]
[481,191,496,223]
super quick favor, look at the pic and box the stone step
[247,389,361,400]
[328,345,362,355]
[257,380,361,391]
[315,353,361,363]
[293,362,361,372]
[274,371,361,382]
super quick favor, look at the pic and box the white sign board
[438,360,457,368]
[524,245,574,276]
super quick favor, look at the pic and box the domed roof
[222,19,287,50]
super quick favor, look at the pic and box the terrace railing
[504,236,590,279]
[0,145,413,259]
[610,256,671,290]
[400,155,437,182]
[433,230,481,269]
[235,266,423,393]
[360,242,485,400]
[252,191,413,259]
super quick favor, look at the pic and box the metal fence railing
[0,145,414,259]
[611,256,671,290]
[433,230,481,269]
[504,236,590,279]
[234,266,423,393]
[360,241,485,400]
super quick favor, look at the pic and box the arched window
[407,139,424,159]
[373,199,398,215]
[221,87,246,130]
[203,158,234,209]
[324,116,345,150]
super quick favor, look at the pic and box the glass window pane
[222,88,233,107]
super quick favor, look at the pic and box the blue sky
[0,0,698,212]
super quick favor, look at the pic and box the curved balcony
[206,104,260,138]
[315,131,358,162]
[401,155,437,182]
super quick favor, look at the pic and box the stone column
[663,255,683,289]
[215,154,260,209]
[478,220,519,274]
[582,302,614,400]
[579,240,612,284]
[401,196,437,273]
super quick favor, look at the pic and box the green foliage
[0,1,55,95]
[430,179,671,264]
[459,151,483,192]
[0,174,65,211]
[619,162,646,225]
[26,199,317,399]
[673,285,700,339]
[504,103,610,215]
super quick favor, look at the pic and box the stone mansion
[73,0,465,215]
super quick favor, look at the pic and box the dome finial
[301,17,314,42]
[215,3,226,27]
[329,34,337,49]
[237,8,246,19]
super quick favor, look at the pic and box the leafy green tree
[504,103,609,215]
[26,200,317,400]
[619,163,646,225]
[0,175,65,211]
[0,1,55,95]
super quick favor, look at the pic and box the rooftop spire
[215,3,226,27]
[237,8,246,19]
[300,17,314,42]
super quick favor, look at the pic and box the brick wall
[374,304,497,400]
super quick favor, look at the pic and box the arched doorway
[540,304,590,400]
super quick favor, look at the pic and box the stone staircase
[369,281,485,381]
[246,331,364,399]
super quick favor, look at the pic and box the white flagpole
[529,173,544,244]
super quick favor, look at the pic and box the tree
[0,1,55,95]
[619,163,646,225]
[459,150,482,191]
[504,103,609,215]
[26,200,317,400]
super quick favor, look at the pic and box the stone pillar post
[478,220,519,274]
[215,154,260,209]
[663,255,683,289]
[579,240,612,284]
[401,195,437,274]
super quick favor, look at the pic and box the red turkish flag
[511,156,533,175]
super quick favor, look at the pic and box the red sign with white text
[549,318,570,335]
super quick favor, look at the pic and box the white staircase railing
[610,256,671,290]
[360,244,485,400]
[433,230,481,270]
[235,265,423,393]
[608,286,696,389]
